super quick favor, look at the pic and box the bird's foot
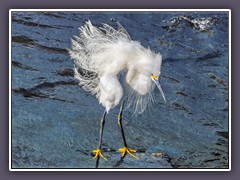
[118,147,138,159]
[92,149,107,160]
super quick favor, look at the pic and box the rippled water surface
[11,11,229,169]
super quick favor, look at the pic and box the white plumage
[69,20,165,114]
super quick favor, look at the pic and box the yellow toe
[92,149,107,161]
[118,147,138,159]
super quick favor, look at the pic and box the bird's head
[126,49,166,102]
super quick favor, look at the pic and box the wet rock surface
[11,11,229,169]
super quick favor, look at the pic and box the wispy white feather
[69,20,164,114]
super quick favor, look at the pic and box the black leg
[93,110,107,168]
[118,101,138,159]
[98,110,106,149]
[118,102,127,148]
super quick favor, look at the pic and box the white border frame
[9,9,231,171]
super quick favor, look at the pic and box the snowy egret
[69,20,166,168]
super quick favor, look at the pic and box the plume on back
[69,20,131,97]
[69,20,161,115]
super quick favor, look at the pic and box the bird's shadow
[113,156,126,167]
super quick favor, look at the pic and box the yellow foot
[118,147,138,159]
[92,149,107,161]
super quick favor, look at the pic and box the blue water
[11,11,229,168]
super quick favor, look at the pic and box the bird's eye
[151,74,158,81]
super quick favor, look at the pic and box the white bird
[69,20,165,168]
